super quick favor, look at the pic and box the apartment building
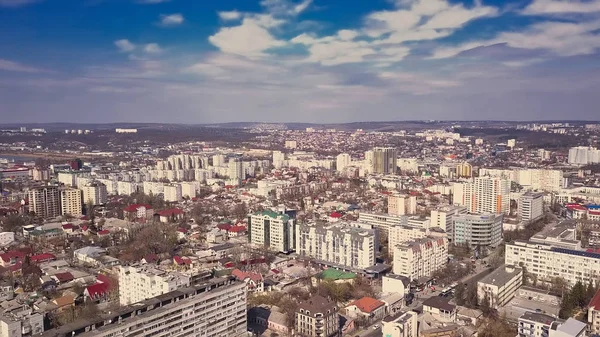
[41,277,247,337]
[372,147,397,175]
[477,264,523,308]
[393,236,448,281]
[452,213,503,248]
[358,212,428,237]
[388,224,446,257]
[505,239,600,287]
[516,169,563,192]
[336,153,351,171]
[297,222,378,270]
[453,177,510,214]
[59,188,82,217]
[163,183,183,202]
[57,170,90,187]
[518,311,559,337]
[382,311,418,337]
[28,186,60,219]
[588,288,600,336]
[248,210,296,253]
[388,194,417,215]
[519,192,545,222]
[80,181,107,205]
[295,295,340,337]
[118,264,191,306]
[430,205,468,232]
[0,310,44,337]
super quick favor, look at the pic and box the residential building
[228,158,244,184]
[0,232,15,248]
[295,295,339,337]
[430,205,468,232]
[248,210,296,253]
[568,146,600,165]
[382,311,418,337]
[0,310,44,337]
[452,213,503,248]
[388,224,446,256]
[392,237,448,281]
[456,162,472,178]
[422,297,456,321]
[28,186,60,219]
[453,177,510,214]
[382,274,410,295]
[357,212,426,237]
[518,310,557,337]
[346,297,386,322]
[123,204,153,221]
[588,288,600,336]
[373,147,397,175]
[549,318,587,337]
[505,239,600,286]
[297,222,378,270]
[388,194,417,215]
[273,151,285,169]
[516,169,563,192]
[57,170,90,187]
[40,277,247,337]
[60,188,82,216]
[163,183,183,202]
[519,192,545,222]
[336,153,351,172]
[118,264,191,306]
[80,181,107,205]
[477,264,523,308]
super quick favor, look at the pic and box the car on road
[373,325,380,330]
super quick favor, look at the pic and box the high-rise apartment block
[372,147,397,175]
[248,210,296,253]
[388,224,446,257]
[42,277,247,337]
[80,181,108,205]
[272,151,285,169]
[296,222,378,270]
[452,213,503,248]
[28,186,60,219]
[569,146,600,165]
[430,205,468,232]
[519,192,544,222]
[387,194,416,215]
[163,183,183,202]
[453,177,510,214]
[393,237,448,281]
[336,153,351,172]
[60,188,82,216]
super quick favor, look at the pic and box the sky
[1,0,600,123]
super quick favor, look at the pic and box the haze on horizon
[1,0,600,123]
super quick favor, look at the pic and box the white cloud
[144,43,162,54]
[218,10,242,21]
[260,0,312,16]
[208,19,286,58]
[160,13,184,26]
[292,0,312,14]
[0,0,38,7]
[522,0,600,15]
[421,4,498,29]
[0,59,46,73]
[114,39,136,52]
[429,20,600,59]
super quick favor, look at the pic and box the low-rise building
[477,264,523,308]
[518,311,557,337]
[346,297,386,322]
[422,296,456,321]
[382,311,418,337]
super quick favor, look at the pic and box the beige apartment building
[393,236,448,281]
[118,264,191,306]
[296,295,340,337]
[60,188,82,216]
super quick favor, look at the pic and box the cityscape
[2,0,600,336]
[0,121,599,337]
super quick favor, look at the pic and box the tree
[454,283,466,306]
[1,215,26,233]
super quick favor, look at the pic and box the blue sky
[1,0,600,123]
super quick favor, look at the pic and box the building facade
[453,177,510,214]
[392,237,448,281]
[60,188,82,217]
[28,186,60,219]
[295,295,339,337]
[118,264,191,306]
[372,147,397,175]
[452,213,503,248]
[477,264,523,308]
[248,210,296,253]
[80,181,108,205]
[519,192,544,222]
[388,194,417,216]
[297,222,377,270]
[382,311,418,337]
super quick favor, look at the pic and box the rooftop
[478,264,522,287]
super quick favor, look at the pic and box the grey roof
[556,318,587,336]
[385,274,411,286]
[478,265,522,287]
[423,296,455,312]
[519,311,556,325]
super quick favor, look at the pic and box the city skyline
[1,0,600,123]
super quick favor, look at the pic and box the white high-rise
[453,177,510,214]
[393,237,448,280]
[118,264,191,306]
[81,181,108,205]
[272,151,285,169]
[336,153,351,172]
[569,146,600,165]
[388,194,416,215]
[518,192,544,222]
[228,158,244,183]
[163,184,183,202]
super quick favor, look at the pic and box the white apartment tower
[28,186,60,219]
[393,237,448,281]
[80,181,108,205]
[453,177,510,214]
[336,153,352,172]
[519,192,544,222]
[60,188,82,216]
[296,222,378,270]
[163,183,183,202]
[272,151,285,169]
[118,264,191,306]
[248,210,296,253]
[388,194,417,215]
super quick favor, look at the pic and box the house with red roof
[30,253,56,264]
[158,208,185,223]
[346,297,386,321]
[228,225,247,237]
[0,250,26,267]
[84,282,111,303]
[173,255,192,268]
[52,272,74,284]
[231,268,265,292]
[328,212,343,223]
[123,204,154,221]
[589,288,600,334]
[141,254,159,264]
